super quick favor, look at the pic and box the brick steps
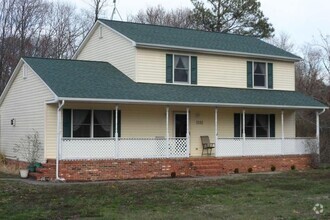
[189,159,225,177]
[28,161,56,181]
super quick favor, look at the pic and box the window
[174,55,190,83]
[253,62,267,87]
[235,113,274,138]
[68,110,112,138]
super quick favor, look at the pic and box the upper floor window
[253,62,267,87]
[174,55,190,83]
[166,54,197,85]
[247,61,273,89]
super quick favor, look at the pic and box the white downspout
[166,107,169,158]
[56,100,65,181]
[242,109,246,156]
[115,105,119,158]
[186,108,190,157]
[281,110,284,155]
[215,108,218,156]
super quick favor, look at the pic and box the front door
[175,113,187,137]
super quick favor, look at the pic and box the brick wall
[58,155,311,181]
[4,155,311,181]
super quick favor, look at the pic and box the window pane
[73,110,91,137]
[94,110,111,137]
[254,62,266,87]
[174,69,188,82]
[245,127,254,137]
[175,56,189,69]
[256,114,268,137]
[254,75,265,87]
[174,55,189,83]
[73,125,91,137]
[245,114,254,126]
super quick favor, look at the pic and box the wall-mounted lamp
[10,118,16,126]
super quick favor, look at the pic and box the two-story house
[0,20,327,181]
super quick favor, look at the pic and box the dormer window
[253,62,267,87]
[174,55,190,83]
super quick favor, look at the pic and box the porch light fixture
[10,118,16,126]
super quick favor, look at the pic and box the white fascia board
[56,97,328,110]
[135,43,301,62]
[72,22,101,59]
[0,59,24,106]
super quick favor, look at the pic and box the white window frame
[252,61,268,89]
[241,113,270,138]
[173,54,191,84]
[70,109,113,138]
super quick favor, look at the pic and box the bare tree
[267,32,295,53]
[129,5,195,29]
[85,0,109,22]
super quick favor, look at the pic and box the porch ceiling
[25,57,327,110]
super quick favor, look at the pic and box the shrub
[234,168,239,174]
[0,151,6,165]
[171,172,176,178]
[248,167,253,173]
[291,165,296,170]
[271,165,276,172]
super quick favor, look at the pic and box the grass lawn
[0,169,329,220]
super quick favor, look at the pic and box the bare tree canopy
[266,32,295,53]
[128,5,195,29]
[191,0,274,38]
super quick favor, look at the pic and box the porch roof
[25,57,326,110]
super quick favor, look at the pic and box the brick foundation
[4,155,311,181]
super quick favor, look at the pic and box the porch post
[281,110,284,154]
[316,111,320,155]
[166,107,169,158]
[242,109,246,156]
[115,105,119,158]
[186,107,190,157]
[215,108,218,156]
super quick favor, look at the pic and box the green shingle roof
[99,19,300,61]
[24,57,325,109]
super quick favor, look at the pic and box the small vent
[99,26,103,39]
[23,64,28,79]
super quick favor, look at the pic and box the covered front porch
[53,102,322,161]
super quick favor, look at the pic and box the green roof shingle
[99,19,300,61]
[24,57,325,109]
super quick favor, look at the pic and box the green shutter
[247,61,253,88]
[234,113,241,137]
[191,56,197,84]
[63,109,71,137]
[268,63,273,89]
[270,114,275,137]
[112,110,122,137]
[166,54,173,83]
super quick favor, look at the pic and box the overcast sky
[70,0,330,51]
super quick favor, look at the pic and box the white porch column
[242,109,246,155]
[186,107,190,157]
[316,111,320,155]
[166,107,169,157]
[115,105,119,158]
[215,108,218,156]
[281,110,284,154]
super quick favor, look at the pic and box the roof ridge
[98,18,258,39]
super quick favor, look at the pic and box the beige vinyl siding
[45,105,57,159]
[273,61,295,91]
[136,48,295,90]
[76,24,136,80]
[0,64,54,162]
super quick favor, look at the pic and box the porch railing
[61,137,188,160]
[216,138,316,157]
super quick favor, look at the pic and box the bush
[171,172,176,178]
[248,167,253,173]
[0,151,6,165]
[234,168,239,174]
[271,165,276,172]
[291,165,296,170]
[13,130,41,165]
